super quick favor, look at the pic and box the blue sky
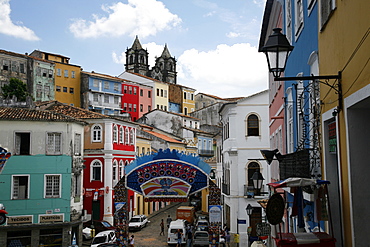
[0,0,268,98]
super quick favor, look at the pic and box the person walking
[166,214,172,228]
[176,229,183,247]
[160,219,165,236]
[129,235,135,247]
[186,227,193,247]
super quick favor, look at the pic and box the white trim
[90,159,103,182]
[11,174,30,200]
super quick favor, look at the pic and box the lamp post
[246,204,253,247]
[251,172,264,196]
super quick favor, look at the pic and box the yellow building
[30,50,82,107]
[182,86,196,115]
[318,1,370,246]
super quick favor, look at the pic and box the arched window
[129,55,133,64]
[91,160,102,181]
[130,129,135,145]
[247,114,259,136]
[113,160,118,183]
[140,55,145,64]
[142,147,145,154]
[92,124,102,142]
[125,128,129,144]
[120,126,124,143]
[247,162,260,186]
[147,148,150,154]
[113,124,118,143]
[119,160,124,178]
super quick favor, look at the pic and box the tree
[1,78,30,101]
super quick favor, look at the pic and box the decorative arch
[119,126,124,143]
[113,160,118,184]
[130,129,135,145]
[125,128,129,144]
[113,124,118,143]
[119,160,124,178]
[245,113,260,136]
[91,159,102,181]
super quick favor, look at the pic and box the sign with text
[39,214,64,223]
[7,215,33,225]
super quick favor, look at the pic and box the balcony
[198,149,214,156]
[244,184,255,197]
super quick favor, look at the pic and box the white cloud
[0,0,40,41]
[70,0,181,39]
[177,43,268,98]
[226,32,241,38]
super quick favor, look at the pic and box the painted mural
[125,149,211,199]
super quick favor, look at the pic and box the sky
[0,0,268,98]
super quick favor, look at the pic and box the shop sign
[39,214,64,223]
[7,215,33,225]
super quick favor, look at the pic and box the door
[92,200,101,221]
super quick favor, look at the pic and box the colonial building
[0,107,86,247]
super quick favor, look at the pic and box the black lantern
[252,171,265,192]
[261,28,294,78]
[246,204,253,216]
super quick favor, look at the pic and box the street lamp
[246,204,253,247]
[252,172,264,195]
[261,27,342,109]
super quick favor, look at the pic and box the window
[184,92,187,99]
[93,94,99,102]
[247,162,260,186]
[148,91,151,98]
[294,0,304,37]
[114,96,119,104]
[36,84,42,98]
[42,69,47,77]
[104,95,109,103]
[71,71,75,78]
[104,81,109,89]
[119,161,124,178]
[125,128,129,144]
[161,89,164,97]
[113,125,118,143]
[70,88,74,94]
[124,86,127,93]
[164,106,167,111]
[74,133,81,155]
[140,89,143,96]
[93,79,99,88]
[114,83,119,91]
[15,132,30,155]
[123,103,127,111]
[92,124,102,142]
[129,86,132,94]
[134,87,137,95]
[320,0,335,28]
[160,105,163,110]
[64,70,69,77]
[133,104,137,112]
[120,126,124,143]
[91,160,102,181]
[113,161,117,182]
[191,94,194,100]
[20,63,25,73]
[157,89,160,96]
[2,60,9,70]
[247,114,259,136]
[184,107,188,115]
[148,105,151,111]
[47,132,62,155]
[129,104,132,112]
[12,175,29,199]
[164,90,167,98]
[140,104,143,112]
[56,86,61,92]
[57,68,61,76]
[130,129,135,145]
[44,86,50,97]
[48,70,53,78]
[141,147,145,154]
[63,87,67,93]
[45,175,61,198]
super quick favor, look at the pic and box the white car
[90,230,116,247]
[128,215,149,231]
[82,227,92,240]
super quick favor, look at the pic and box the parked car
[82,227,93,240]
[128,215,149,231]
[90,230,116,247]
[193,231,209,246]
[83,220,116,234]
[167,219,186,245]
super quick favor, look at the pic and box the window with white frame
[125,128,129,144]
[45,175,61,198]
[246,114,259,136]
[74,133,81,155]
[12,175,29,199]
[119,160,124,178]
[91,160,102,181]
[47,132,62,155]
[71,71,75,78]
[130,129,135,145]
[129,86,132,94]
[73,173,81,198]
[114,83,119,91]
[113,161,118,183]
[320,0,335,28]
[133,87,137,95]
[57,68,61,76]
[285,0,293,44]
[114,96,119,104]
[92,124,102,142]
[93,79,99,88]
[104,81,109,89]
[113,125,118,143]
[120,126,124,143]
[124,86,127,93]
[93,94,98,102]
[294,0,304,38]
[104,95,109,103]
[64,70,69,77]
[15,132,31,155]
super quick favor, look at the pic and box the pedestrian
[186,227,193,247]
[176,229,183,247]
[160,219,165,236]
[225,231,230,247]
[166,214,172,228]
[129,234,135,247]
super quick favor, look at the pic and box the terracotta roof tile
[0,107,86,124]
[143,129,184,144]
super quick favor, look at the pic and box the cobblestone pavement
[82,201,185,247]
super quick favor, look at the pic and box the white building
[219,90,270,246]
